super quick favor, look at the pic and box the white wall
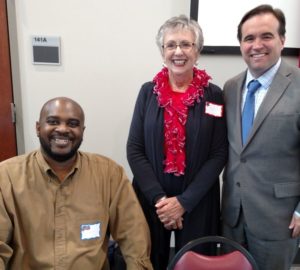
[8,1,298,178]
[8,0,190,177]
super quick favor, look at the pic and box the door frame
[0,0,17,161]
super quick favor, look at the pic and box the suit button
[236,182,241,187]
[240,158,246,163]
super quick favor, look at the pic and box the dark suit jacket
[222,61,300,240]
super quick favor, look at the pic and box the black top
[127,81,228,213]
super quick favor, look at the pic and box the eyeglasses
[162,41,195,51]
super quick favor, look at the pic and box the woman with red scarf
[127,15,228,270]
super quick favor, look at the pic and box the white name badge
[80,222,101,240]
[205,102,223,117]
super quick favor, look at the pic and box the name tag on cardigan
[205,102,223,117]
[80,222,101,240]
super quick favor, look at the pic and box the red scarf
[153,67,211,176]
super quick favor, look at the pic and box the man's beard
[39,137,82,162]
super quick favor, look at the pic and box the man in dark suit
[222,5,300,270]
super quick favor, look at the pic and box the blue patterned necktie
[242,80,261,145]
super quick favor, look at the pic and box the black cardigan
[127,81,228,212]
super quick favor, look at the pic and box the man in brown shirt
[0,97,153,270]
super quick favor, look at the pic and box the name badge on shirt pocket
[80,222,101,240]
[205,102,223,117]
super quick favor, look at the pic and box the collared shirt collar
[245,58,281,90]
[36,149,81,182]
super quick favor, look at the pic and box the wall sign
[32,36,61,65]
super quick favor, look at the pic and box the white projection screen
[191,0,300,54]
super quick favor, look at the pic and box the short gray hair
[156,15,204,55]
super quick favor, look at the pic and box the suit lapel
[235,77,245,152]
[226,73,245,154]
[243,64,292,148]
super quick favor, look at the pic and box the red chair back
[174,250,253,270]
[168,236,258,270]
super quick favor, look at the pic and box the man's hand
[289,213,300,238]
